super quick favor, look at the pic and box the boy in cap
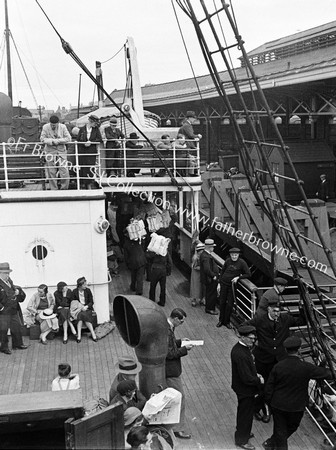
[231,325,263,450]
[316,173,329,202]
[257,277,288,314]
[263,336,332,450]
[217,248,251,329]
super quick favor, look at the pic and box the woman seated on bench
[27,284,59,345]
[70,277,97,343]
[54,281,77,344]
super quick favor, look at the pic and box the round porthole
[32,245,48,260]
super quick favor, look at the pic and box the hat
[283,336,301,350]
[196,243,205,251]
[39,308,57,320]
[268,297,280,307]
[88,114,100,123]
[320,174,326,178]
[110,117,118,124]
[186,110,196,118]
[124,407,142,427]
[129,132,139,139]
[115,356,142,374]
[204,238,216,246]
[49,115,59,124]
[0,262,12,273]
[238,325,256,336]
[274,277,288,286]
[117,380,137,395]
[229,247,241,254]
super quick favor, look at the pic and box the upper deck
[0,137,203,194]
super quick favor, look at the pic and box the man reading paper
[165,308,193,439]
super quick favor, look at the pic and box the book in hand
[181,340,204,347]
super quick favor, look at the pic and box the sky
[0,0,335,111]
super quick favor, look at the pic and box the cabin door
[65,403,124,450]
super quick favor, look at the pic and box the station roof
[108,20,336,108]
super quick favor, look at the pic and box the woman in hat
[104,117,124,176]
[51,363,80,391]
[76,114,102,189]
[70,277,97,343]
[125,132,143,176]
[27,284,59,344]
[54,282,77,344]
[109,356,146,410]
[190,242,205,307]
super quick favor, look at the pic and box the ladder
[176,0,336,378]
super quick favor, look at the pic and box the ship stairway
[177,0,336,441]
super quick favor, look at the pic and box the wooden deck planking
[0,262,326,449]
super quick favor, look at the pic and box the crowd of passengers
[39,110,201,190]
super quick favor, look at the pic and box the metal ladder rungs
[198,6,227,24]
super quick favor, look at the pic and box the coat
[265,356,331,411]
[72,287,94,310]
[231,342,261,398]
[178,119,198,149]
[40,123,71,154]
[165,324,188,378]
[0,278,25,320]
[199,250,219,285]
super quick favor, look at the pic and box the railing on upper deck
[0,138,201,191]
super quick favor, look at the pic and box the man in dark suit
[263,336,332,450]
[231,325,263,450]
[0,262,27,354]
[199,238,219,315]
[165,308,193,439]
[256,277,288,314]
[245,298,306,423]
[178,110,202,149]
[316,173,329,202]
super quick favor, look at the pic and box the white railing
[0,138,201,191]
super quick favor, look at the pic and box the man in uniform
[231,325,263,450]
[263,336,331,450]
[0,262,28,354]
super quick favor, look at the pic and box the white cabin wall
[0,192,109,323]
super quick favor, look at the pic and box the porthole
[32,245,48,260]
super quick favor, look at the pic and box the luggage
[147,232,171,256]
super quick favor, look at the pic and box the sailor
[263,336,332,450]
[256,277,288,314]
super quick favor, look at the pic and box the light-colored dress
[190,253,203,299]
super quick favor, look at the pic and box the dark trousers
[149,267,166,304]
[254,356,277,415]
[219,283,234,324]
[130,266,145,295]
[270,408,304,450]
[0,313,23,350]
[205,280,217,311]
[235,395,255,445]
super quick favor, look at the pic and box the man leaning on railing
[40,115,71,190]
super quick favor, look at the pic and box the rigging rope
[35,0,180,188]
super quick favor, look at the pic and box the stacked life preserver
[147,232,171,257]
[126,219,147,241]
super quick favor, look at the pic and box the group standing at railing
[0,111,202,191]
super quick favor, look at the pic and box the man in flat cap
[245,298,306,423]
[178,111,202,150]
[263,336,331,450]
[257,277,288,314]
[200,239,219,315]
[231,325,263,450]
[40,115,72,190]
[217,248,251,329]
[103,117,124,176]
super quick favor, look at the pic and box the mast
[4,0,12,100]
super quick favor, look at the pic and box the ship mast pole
[77,73,82,119]
[4,0,12,100]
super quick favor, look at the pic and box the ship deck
[0,262,323,450]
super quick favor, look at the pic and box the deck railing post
[74,141,80,190]
[122,139,126,176]
[172,140,176,176]
[2,142,9,191]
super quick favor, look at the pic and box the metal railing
[0,138,201,191]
